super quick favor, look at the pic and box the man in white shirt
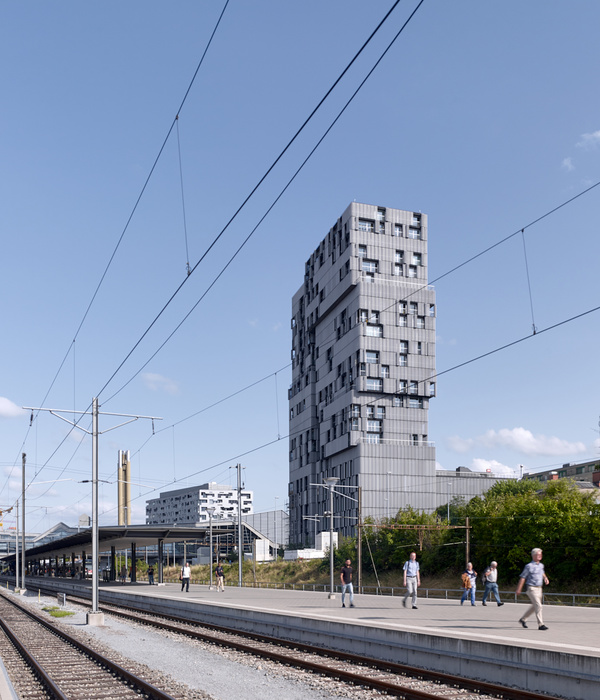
[181,562,191,592]
[482,561,504,606]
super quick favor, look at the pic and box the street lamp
[207,507,216,590]
[324,477,339,599]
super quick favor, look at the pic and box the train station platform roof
[1,523,239,563]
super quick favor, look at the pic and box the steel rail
[54,588,563,700]
[0,614,68,700]
[0,590,178,700]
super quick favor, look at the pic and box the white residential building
[145,482,253,525]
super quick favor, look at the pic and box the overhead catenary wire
[95,0,423,404]
[3,0,233,501]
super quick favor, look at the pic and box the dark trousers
[181,577,189,592]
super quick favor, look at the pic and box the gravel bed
[12,591,387,700]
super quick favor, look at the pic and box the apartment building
[288,202,437,545]
[145,482,253,525]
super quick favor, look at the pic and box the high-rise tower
[288,202,436,546]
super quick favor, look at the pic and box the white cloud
[272,321,282,332]
[248,318,259,327]
[141,373,179,395]
[561,157,574,172]
[480,427,585,456]
[435,461,445,470]
[470,458,516,475]
[576,130,600,150]
[448,427,586,457]
[0,397,26,418]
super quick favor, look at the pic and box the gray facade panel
[289,203,437,546]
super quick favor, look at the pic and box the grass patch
[42,606,74,618]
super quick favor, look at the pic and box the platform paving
[101,581,600,659]
[15,577,600,699]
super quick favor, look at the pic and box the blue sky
[1,1,599,533]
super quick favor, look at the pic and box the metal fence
[225,581,600,607]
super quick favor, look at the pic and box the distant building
[524,459,600,487]
[145,482,253,525]
[288,202,437,545]
[435,467,517,509]
[243,510,289,548]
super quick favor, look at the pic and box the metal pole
[21,453,26,591]
[208,508,215,589]
[465,516,470,566]
[15,500,19,590]
[237,464,243,587]
[357,486,362,590]
[329,485,334,596]
[274,496,278,560]
[324,476,338,599]
[90,397,101,621]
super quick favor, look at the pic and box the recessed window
[429,304,435,317]
[366,406,374,418]
[408,265,417,278]
[376,406,385,419]
[395,251,404,263]
[412,252,422,266]
[393,396,403,407]
[366,350,379,364]
[409,302,418,315]
[416,316,425,329]
[381,365,390,378]
[366,325,383,337]
[366,378,383,391]
[408,227,421,239]
[394,224,402,237]
[367,419,382,432]
[358,245,367,258]
[399,354,407,367]
[358,219,375,233]
[399,314,407,327]
[361,259,378,274]
[409,381,418,395]
[409,398,423,409]
[376,208,386,222]
[417,342,423,355]
[429,382,436,397]
[351,404,360,418]
[399,340,408,354]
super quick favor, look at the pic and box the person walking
[215,561,225,592]
[180,561,191,593]
[481,561,504,606]
[516,548,550,630]
[340,559,355,608]
[119,565,127,584]
[460,562,478,606]
[402,552,421,609]
[147,565,154,585]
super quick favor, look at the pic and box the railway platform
[12,577,600,699]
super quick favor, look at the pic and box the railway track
[41,585,564,700]
[0,589,182,700]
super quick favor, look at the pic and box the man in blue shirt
[402,552,421,609]
[516,548,550,630]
